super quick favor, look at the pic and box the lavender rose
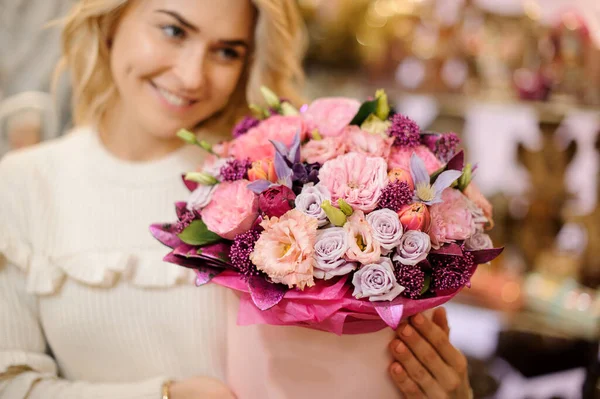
[465,232,493,251]
[186,184,217,211]
[393,230,431,266]
[295,183,331,227]
[313,227,357,280]
[366,209,404,255]
[352,257,405,302]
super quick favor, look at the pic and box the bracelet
[161,380,174,399]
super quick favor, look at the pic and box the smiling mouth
[151,82,198,108]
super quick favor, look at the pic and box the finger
[389,362,426,399]
[389,339,448,399]
[397,323,461,392]
[410,313,468,375]
[431,307,450,336]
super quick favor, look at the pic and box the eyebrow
[218,39,250,49]
[155,9,199,32]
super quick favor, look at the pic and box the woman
[0,0,471,398]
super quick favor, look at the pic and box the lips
[151,82,198,108]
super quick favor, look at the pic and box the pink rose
[344,210,381,264]
[251,209,319,290]
[302,97,361,137]
[429,188,475,249]
[318,153,388,212]
[398,202,431,232]
[229,116,307,161]
[388,145,442,174]
[464,182,494,227]
[201,180,259,240]
[247,159,277,183]
[302,137,346,164]
[344,126,394,159]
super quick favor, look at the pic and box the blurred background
[1,0,599,397]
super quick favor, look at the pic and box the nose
[174,50,207,94]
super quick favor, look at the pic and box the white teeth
[156,86,192,107]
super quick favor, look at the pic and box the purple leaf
[248,275,288,310]
[194,266,224,286]
[163,251,202,269]
[373,302,404,330]
[430,243,463,256]
[173,244,205,259]
[247,179,273,194]
[468,247,504,264]
[150,224,182,249]
[446,150,465,171]
[182,174,199,192]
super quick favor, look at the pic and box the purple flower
[233,116,260,138]
[313,227,357,280]
[411,153,462,205]
[295,183,331,227]
[393,230,431,266]
[388,114,421,148]
[174,209,201,234]
[378,181,413,212]
[435,133,461,163]
[430,249,474,292]
[394,263,426,299]
[352,257,405,302]
[220,159,252,182]
[230,230,262,279]
[366,209,404,255]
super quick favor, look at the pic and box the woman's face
[110,0,255,138]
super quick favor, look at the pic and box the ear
[564,139,577,164]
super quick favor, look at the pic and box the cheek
[207,63,245,99]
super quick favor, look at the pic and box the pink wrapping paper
[213,270,467,335]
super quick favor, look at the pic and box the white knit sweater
[0,127,231,398]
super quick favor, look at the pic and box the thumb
[432,306,450,336]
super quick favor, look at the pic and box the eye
[161,24,186,39]
[216,47,241,61]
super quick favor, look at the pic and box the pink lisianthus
[302,136,346,164]
[388,145,442,174]
[201,180,259,240]
[229,116,307,161]
[344,210,382,264]
[344,126,394,159]
[302,97,361,137]
[318,153,388,212]
[428,188,475,249]
[250,209,319,290]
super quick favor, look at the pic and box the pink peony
[229,116,307,161]
[302,97,361,137]
[388,145,442,174]
[318,153,388,212]
[302,136,346,164]
[344,210,382,264]
[251,209,319,290]
[201,180,259,240]
[464,182,494,227]
[344,126,394,159]
[429,188,475,249]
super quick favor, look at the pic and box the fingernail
[392,363,403,374]
[395,341,405,354]
[413,313,425,325]
[402,325,413,337]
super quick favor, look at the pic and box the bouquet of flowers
[151,88,503,335]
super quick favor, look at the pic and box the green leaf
[350,98,379,126]
[457,163,473,192]
[177,220,222,246]
[420,273,432,295]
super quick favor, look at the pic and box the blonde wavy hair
[54,0,307,134]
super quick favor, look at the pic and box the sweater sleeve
[0,152,169,399]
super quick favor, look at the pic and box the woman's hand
[388,307,472,399]
[169,376,236,399]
